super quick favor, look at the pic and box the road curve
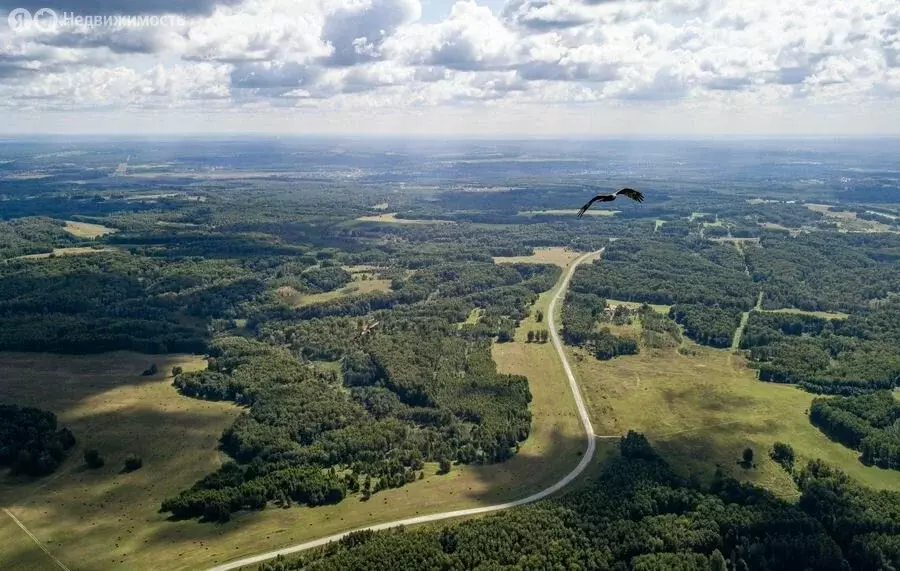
[208,249,603,571]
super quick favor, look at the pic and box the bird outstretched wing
[615,188,644,202]
[577,195,604,218]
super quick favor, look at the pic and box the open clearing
[761,307,849,320]
[605,298,672,314]
[492,246,582,268]
[355,213,448,224]
[806,203,894,233]
[571,343,900,498]
[63,221,118,239]
[15,247,116,260]
[278,278,393,307]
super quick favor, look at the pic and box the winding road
[208,249,603,571]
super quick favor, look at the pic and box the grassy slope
[291,279,393,307]
[571,343,900,498]
[0,514,58,571]
[0,352,237,571]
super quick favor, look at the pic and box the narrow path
[731,290,763,352]
[208,249,604,571]
[3,508,70,571]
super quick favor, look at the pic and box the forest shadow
[461,427,613,506]
[0,351,213,425]
[0,403,238,570]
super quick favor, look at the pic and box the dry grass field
[492,246,582,267]
[62,221,118,239]
[355,213,448,224]
[15,247,116,260]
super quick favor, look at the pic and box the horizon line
[1,133,899,141]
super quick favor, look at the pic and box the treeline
[161,464,346,522]
[0,404,75,477]
[809,392,900,470]
[741,304,900,394]
[561,291,638,360]
[261,433,900,571]
[669,304,742,348]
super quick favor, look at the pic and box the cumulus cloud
[502,0,591,31]
[0,0,898,132]
[320,0,420,66]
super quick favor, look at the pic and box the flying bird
[577,188,645,218]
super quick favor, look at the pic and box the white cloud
[0,0,898,133]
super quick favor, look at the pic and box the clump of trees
[561,292,638,360]
[124,454,143,472]
[771,442,795,472]
[669,304,742,348]
[526,330,549,343]
[84,449,104,469]
[0,404,75,477]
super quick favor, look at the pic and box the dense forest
[669,304,742,349]
[0,404,76,477]
[572,237,757,310]
[163,261,552,521]
[740,302,900,394]
[259,434,900,571]
[744,233,900,313]
[809,391,900,471]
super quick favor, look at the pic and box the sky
[0,0,898,136]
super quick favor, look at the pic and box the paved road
[208,249,603,571]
